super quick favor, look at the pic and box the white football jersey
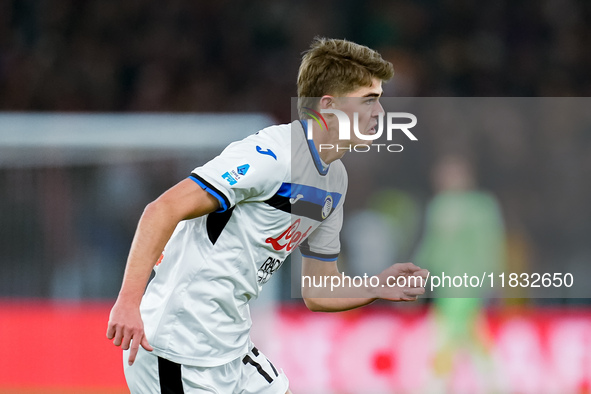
[140,121,348,366]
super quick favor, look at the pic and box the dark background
[1,0,590,301]
[3,0,590,117]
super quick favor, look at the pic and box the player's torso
[140,122,347,365]
[156,123,346,296]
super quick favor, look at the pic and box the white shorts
[124,345,290,394]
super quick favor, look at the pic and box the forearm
[303,293,376,312]
[301,263,378,312]
[107,180,219,365]
[117,201,180,305]
[116,179,219,305]
[302,258,429,312]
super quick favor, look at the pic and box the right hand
[106,299,153,366]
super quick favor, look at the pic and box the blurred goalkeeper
[107,37,428,394]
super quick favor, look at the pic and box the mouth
[367,124,377,135]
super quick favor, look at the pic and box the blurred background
[1,0,591,393]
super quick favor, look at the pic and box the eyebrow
[362,92,382,98]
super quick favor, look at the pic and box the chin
[351,134,375,145]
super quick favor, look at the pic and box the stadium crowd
[2,0,590,115]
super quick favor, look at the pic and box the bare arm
[301,257,428,312]
[106,178,219,365]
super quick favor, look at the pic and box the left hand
[373,262,429,301]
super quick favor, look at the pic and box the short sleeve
[299,201,344,261]
[190,133,287,212]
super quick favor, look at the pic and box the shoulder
[192,123,293,206]
[225,123,290,161]
[329,159,347,176]
[253,123,292,142]
[249,123,292,156]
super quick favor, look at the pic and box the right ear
[319,95,335,110]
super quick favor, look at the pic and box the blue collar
[299,120,329,176]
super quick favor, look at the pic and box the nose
[372,100,385,117]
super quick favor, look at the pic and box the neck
[315,140,347,164]
[306,123,348,164]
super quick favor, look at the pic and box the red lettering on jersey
[156,252,164,266]
[265,219,313,252]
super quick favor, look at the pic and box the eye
[365,98,377,104]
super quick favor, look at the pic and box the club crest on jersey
[222,164,250,185]
[322,195,333,219]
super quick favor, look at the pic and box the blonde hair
[297,37,394,118]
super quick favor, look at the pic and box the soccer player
[107,37,428,394]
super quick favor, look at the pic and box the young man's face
[334,77,385,146]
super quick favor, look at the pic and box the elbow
[303,297,322,312]
[140,198,179,225]
[143,199,165,218]
[303,297,330,312]
[143,199,159,214]
[302,285,334,312]
[144,197,174,218]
